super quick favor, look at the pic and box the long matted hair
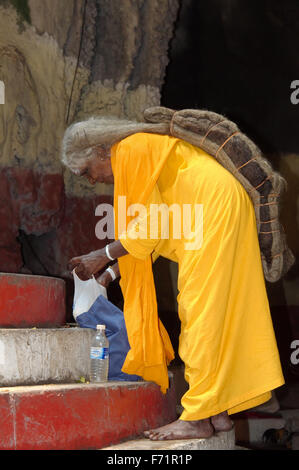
[61,115,169,171]
[60,106,294,282]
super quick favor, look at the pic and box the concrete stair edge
[0,327,94,386]
[101,428,236,450]
[0,380,177,450]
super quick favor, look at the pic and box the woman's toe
[144,429,157,439]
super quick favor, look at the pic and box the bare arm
[105,240,128,259]
[96,261,120,287]
[68,240,127,280]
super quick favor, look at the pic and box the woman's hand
[96,270,112,287]
[68,249,108,280]
[96,263,120,287]
[68,241,127,281]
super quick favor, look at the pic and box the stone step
[233,411,286,443]
[0,327,94,386]
[0,380,176,450]
[0,273,65,327]
[102,428,236,451]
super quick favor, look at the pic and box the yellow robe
[111,132,284,420]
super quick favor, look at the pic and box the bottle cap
[96,324,106,330]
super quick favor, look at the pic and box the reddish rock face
[1,168,65,236]
[55,193,114,277]
[0,168,23,272]
[0,166,113,284]
[0,273,66,327]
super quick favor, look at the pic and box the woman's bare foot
[210,411,233,432]
[144,418,214,441]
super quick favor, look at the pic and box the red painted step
[0,273,66,327]
[0,380,176,450]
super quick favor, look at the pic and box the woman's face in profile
[76,146,114,185]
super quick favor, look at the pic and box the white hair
[61,115,169,171]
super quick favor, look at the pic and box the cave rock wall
[0,0,179,276]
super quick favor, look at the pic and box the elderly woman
[62,116,284,441]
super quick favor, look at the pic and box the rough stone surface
[0,327,178,389]
[248,418,286,442]
[0,327,94,385]
[102,428,236,450]
[0,0,179,281]
[0,166,114,279]
[0,380,177,450]
[0,273,65,327]
[281,409,299,432]
[233,415,286,443]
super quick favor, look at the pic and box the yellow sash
[110,133,177,393]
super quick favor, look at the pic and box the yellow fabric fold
[111,133,178,393]
[110,132,285,416]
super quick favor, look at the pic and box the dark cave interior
[162,0,299,155]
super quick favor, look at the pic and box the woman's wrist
[104,240,128,260]
[94,248,110,263]
[105,243,115,261]
[106,266,117,281]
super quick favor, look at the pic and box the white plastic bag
[72,269,107,320]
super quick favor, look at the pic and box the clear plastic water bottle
[90,324,109,383]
